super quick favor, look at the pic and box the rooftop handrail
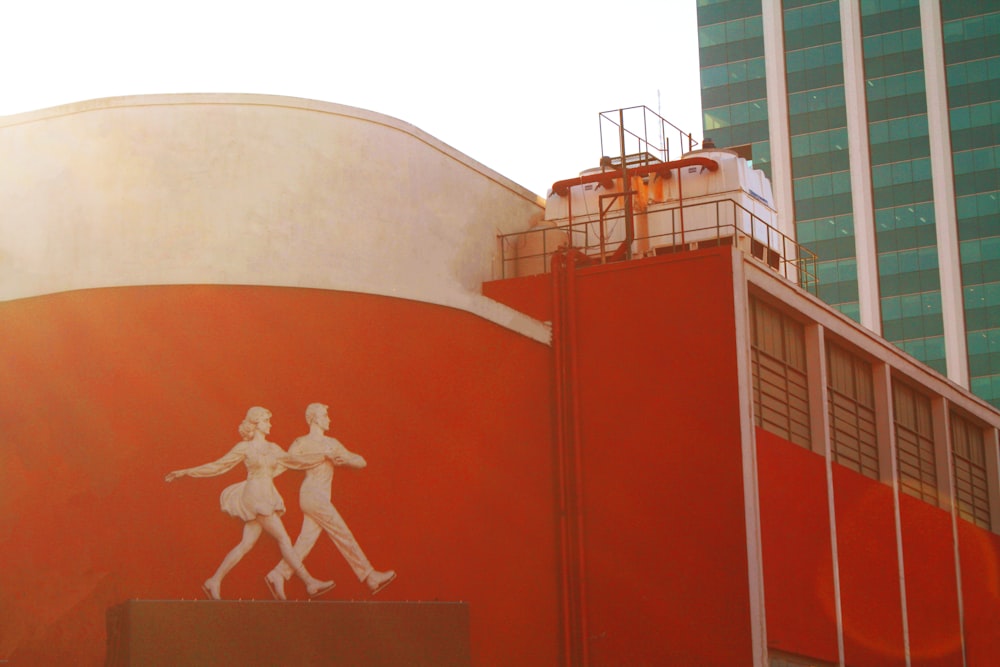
[497,196,818,294]
[598,105,699,165]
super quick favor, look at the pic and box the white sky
[0,0,704,197]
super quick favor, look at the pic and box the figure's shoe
[306,579,335,599]
[202,579,221,600]
[265,571,287,601]
[366,569,396,596]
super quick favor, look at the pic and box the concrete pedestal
[105,600,471,666]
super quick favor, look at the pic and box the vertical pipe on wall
[551,252,575,667]
[678,165,685,247]
[550,250,589,667]
[565,252,590,667]
[619,109,633,261]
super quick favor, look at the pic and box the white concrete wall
[0,94,549,341]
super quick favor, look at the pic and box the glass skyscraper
[698,0,1000,408]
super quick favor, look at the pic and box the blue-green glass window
[786,43,845,93]
[952,147,1000,197]
[814,257,860,309]
[791,128,850,176]
[699,22,727,47]
[956,192,1000,243]
[789,87,848,134]
[701,63,731,89]
[893,337,946,374]
[871,158,933,209]
[799,214,856,259]
[701,56,768,108]
[862,27,924,78]
[697,0,763,26]
[784,1,841,52]
[878,247,941,299]
[797,215,854,244]
[699,16,765,67]
[868,115,930,164]
[948,100,1000,151]
[943,12,1000,64]
[875,203,936,253]
[866,71,927,121]
[860,0,920,36]
[946,55,1000,108]
[789,86,846,115]
[863,27,922,57]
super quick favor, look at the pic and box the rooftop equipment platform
[498,106,817,294]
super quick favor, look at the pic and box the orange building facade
[1,97,998,666]
[487,244,1000,666]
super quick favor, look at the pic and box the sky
[0,0,704,197]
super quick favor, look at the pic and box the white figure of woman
[165,406,334,600]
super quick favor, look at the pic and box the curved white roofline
[0,92,544,205]
[0,93,551,344]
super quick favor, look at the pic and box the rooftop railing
[497,195,819,295]
[598,105,698,166]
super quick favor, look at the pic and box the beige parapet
[0,93,550,343]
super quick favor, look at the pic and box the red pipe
[550,248,592,667]
[551,172,616,198]
[550,252,573,667]
[550,156,719,197]
[564,253,590,667]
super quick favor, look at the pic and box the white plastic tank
[544,145,789,274]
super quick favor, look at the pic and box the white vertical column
[939,400,969,667]
[932,396,967,667]
[874,363,912,666]
[807,323,846,667]
[987,427,1000,534]
[840,0,882,334]
[971,424,1000,661]
[761,0,795,242]
[733,262,769,667]
[932,397,954,511]
[921,0,970,388]
[806,323,830,457]
[873,363,897,486]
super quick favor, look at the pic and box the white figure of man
[265,403,395,599]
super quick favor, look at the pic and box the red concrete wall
[832,466,906,666]
[898,496,963,666]
[565,250,754,665]
[756,428,839,663]
[483,273,552,323]
[958,521,1000,664]
[0,286,559,666]
[489,250,1000,667]
[756,434,972,667]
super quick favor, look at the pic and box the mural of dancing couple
[165,403,396,601]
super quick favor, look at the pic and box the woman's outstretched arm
[165,445,244,481]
